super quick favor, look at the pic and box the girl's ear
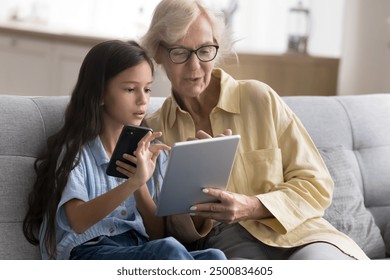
[100,94,106,106]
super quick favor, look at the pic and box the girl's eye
[126,88,135,93]
[144,88,152,94]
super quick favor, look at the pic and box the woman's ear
[154,47,163,64]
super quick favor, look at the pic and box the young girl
[22,40,226,260]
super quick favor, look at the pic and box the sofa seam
[30,97,48,140]
[0,154,38,159]
[335,97,355,149]
[336,97,367,203]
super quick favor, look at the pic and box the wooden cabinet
[221,53,339,96]
[0,25,171,97]
[0,35,52,95]
[0,24,339,97]
[51,43,90,96]
[0,31,91,96]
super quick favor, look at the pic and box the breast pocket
[232,148,284,194]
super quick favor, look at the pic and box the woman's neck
[173,76,221,135]
[174,75,220,115]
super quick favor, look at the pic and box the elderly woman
[141,0,368,260]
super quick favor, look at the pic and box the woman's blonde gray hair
[140,0,233,66]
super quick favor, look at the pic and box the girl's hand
[186,129,232,141]
[115,131,170,187]
[65,132,169,234]
[197,129,232,139]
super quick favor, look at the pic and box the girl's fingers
[150,143,171,152]
[116,156,137,169]
[196,129,233,138]
[115,166,134,178]
[137,131,163,149]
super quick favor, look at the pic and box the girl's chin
[127,122,142,126]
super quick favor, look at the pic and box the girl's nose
[137,91,148,105]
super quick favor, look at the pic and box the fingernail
[202,188,209,193]
[189,212,196,216]
[190,206,197,211]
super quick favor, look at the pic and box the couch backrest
[284,93,390,258]
[1,94,389,259]
[0,95,68,259]
[283,94,390,235]
[0,95,165,259]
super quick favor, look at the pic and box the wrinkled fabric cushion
[385,223,390,257]
[319,146,386,259]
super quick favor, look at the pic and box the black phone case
[106,125,153,179]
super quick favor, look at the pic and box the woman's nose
[186,52,201,69]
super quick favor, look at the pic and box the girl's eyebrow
[121,80,153,85]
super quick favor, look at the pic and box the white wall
[227,0,344,57]
[8,0,389,96]
[0,0,345,57]
[338,0,390,95]
[0,0,160,39]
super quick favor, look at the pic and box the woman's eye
[172,49,188,56]
[145,88,152,94]
[126,88,135,92]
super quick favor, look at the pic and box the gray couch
[0,94,389,259]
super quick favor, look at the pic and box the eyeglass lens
[169,45,218,63]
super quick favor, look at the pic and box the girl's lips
[133,111,146,118]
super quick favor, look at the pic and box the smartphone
[106,125,153,179]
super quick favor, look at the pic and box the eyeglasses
[162,44,219,64]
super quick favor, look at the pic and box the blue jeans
[70,230,226,260]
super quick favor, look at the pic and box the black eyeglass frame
[162,44,219,64]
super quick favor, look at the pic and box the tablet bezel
[155,135,240,216]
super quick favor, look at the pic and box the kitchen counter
[0,20,339,96]
[0,20,112,46]
[0,21,171,97]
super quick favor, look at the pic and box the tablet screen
[156,135,240,216]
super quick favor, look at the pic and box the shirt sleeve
[151,147,169,203]
[56,157,89,232]
[165,214,213,243]
[257,96,334,234]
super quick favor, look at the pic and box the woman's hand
[115,131,170,187]
[190,188,272,223]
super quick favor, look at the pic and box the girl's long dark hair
[22,40,154,259]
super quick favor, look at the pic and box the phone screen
[106,125,153,178]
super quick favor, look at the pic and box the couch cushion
[385,223,390,257]
[283,97,354,149]
[0,96,68,259]
[0,96,47,157]
[31,96,68,139]
[0,157,38,259]
[284,94,390,258]
[0,223,40,259]
[337,95,390,235]
[319,146,385,259]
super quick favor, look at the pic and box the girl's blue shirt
[39,136,167,260]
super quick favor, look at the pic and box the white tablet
[155,135,240,216]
